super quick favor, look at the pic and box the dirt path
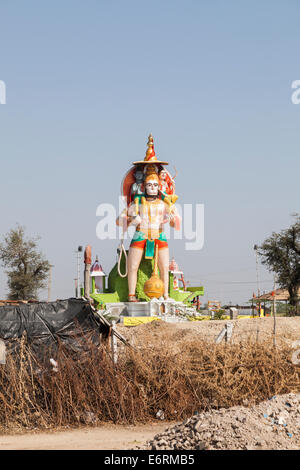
[0,422,174,450]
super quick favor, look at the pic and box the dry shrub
[0,329,300,432]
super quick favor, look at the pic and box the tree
[0,225,50,300]
[258,215,300,310]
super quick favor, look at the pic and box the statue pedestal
[103,299,197,324]
[125,299,178,317]
[124,302,151,317]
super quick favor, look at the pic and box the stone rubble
[135,393,300,450]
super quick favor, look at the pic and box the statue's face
[135,170,144,183]
[145,179,159,196]
[159,170,167,181]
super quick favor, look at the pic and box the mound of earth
[135,393,300,450]
[118,316,300,349]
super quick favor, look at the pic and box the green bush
[210,309,226,320]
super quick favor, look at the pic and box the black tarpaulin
[0,298,110,354]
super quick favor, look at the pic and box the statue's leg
[157,247,169,299]
[127,246,144,298]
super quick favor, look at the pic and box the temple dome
[90,256,106,277]
[169,256,182,274]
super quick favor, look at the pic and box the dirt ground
[1,316,300,450]
[0,422,176,450]
[118,315,300,348]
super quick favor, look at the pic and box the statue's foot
[128,295,139,302]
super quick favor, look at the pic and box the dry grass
[0,327,300,432]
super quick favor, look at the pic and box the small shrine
[90,256,106,293]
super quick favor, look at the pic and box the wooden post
[111,320,118,365]
[0,339,6,365]
[215,322,233,344]
[47,265,54,302]
[225,322,233,342]
[84,246,92,299]
[74,278,78,298]
[77,250,80,298]
[84,265,91,297]
[273,278,276,347]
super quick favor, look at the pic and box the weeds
[0,330,300,431]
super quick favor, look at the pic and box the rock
[134,392,300,451]
[277,416,286,425]
[213,436,224,442]
[196,441,207,450]
[194,421,204,432]
[157,439,167,446]
[156,410,165,420]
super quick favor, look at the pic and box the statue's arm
[116,203,141,231]
[168,204,181,231]
[116,208,129,232]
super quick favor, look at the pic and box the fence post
[0,339,6,365]
[272,278,277,348]
[215,322,233,344]
[225,322,233,343]
[111,320,118,365]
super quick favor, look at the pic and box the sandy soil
[0,422,176,450]
[118,316,300,348]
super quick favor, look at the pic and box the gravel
[135,393,300,450]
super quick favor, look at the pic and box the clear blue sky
[0,0,299,304]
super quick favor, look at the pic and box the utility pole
[273,275,277,347]
[254,245,260,297]
[272,276,277,316]
[76,246,83,298]
[254,244,261,315]
[47,265,54,302]
[254,244,261,341]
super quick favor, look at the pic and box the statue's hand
[131,215,141,226]
[116,213,128,231]
[168,206,181,230]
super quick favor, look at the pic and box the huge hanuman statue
[117,134,181,302]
